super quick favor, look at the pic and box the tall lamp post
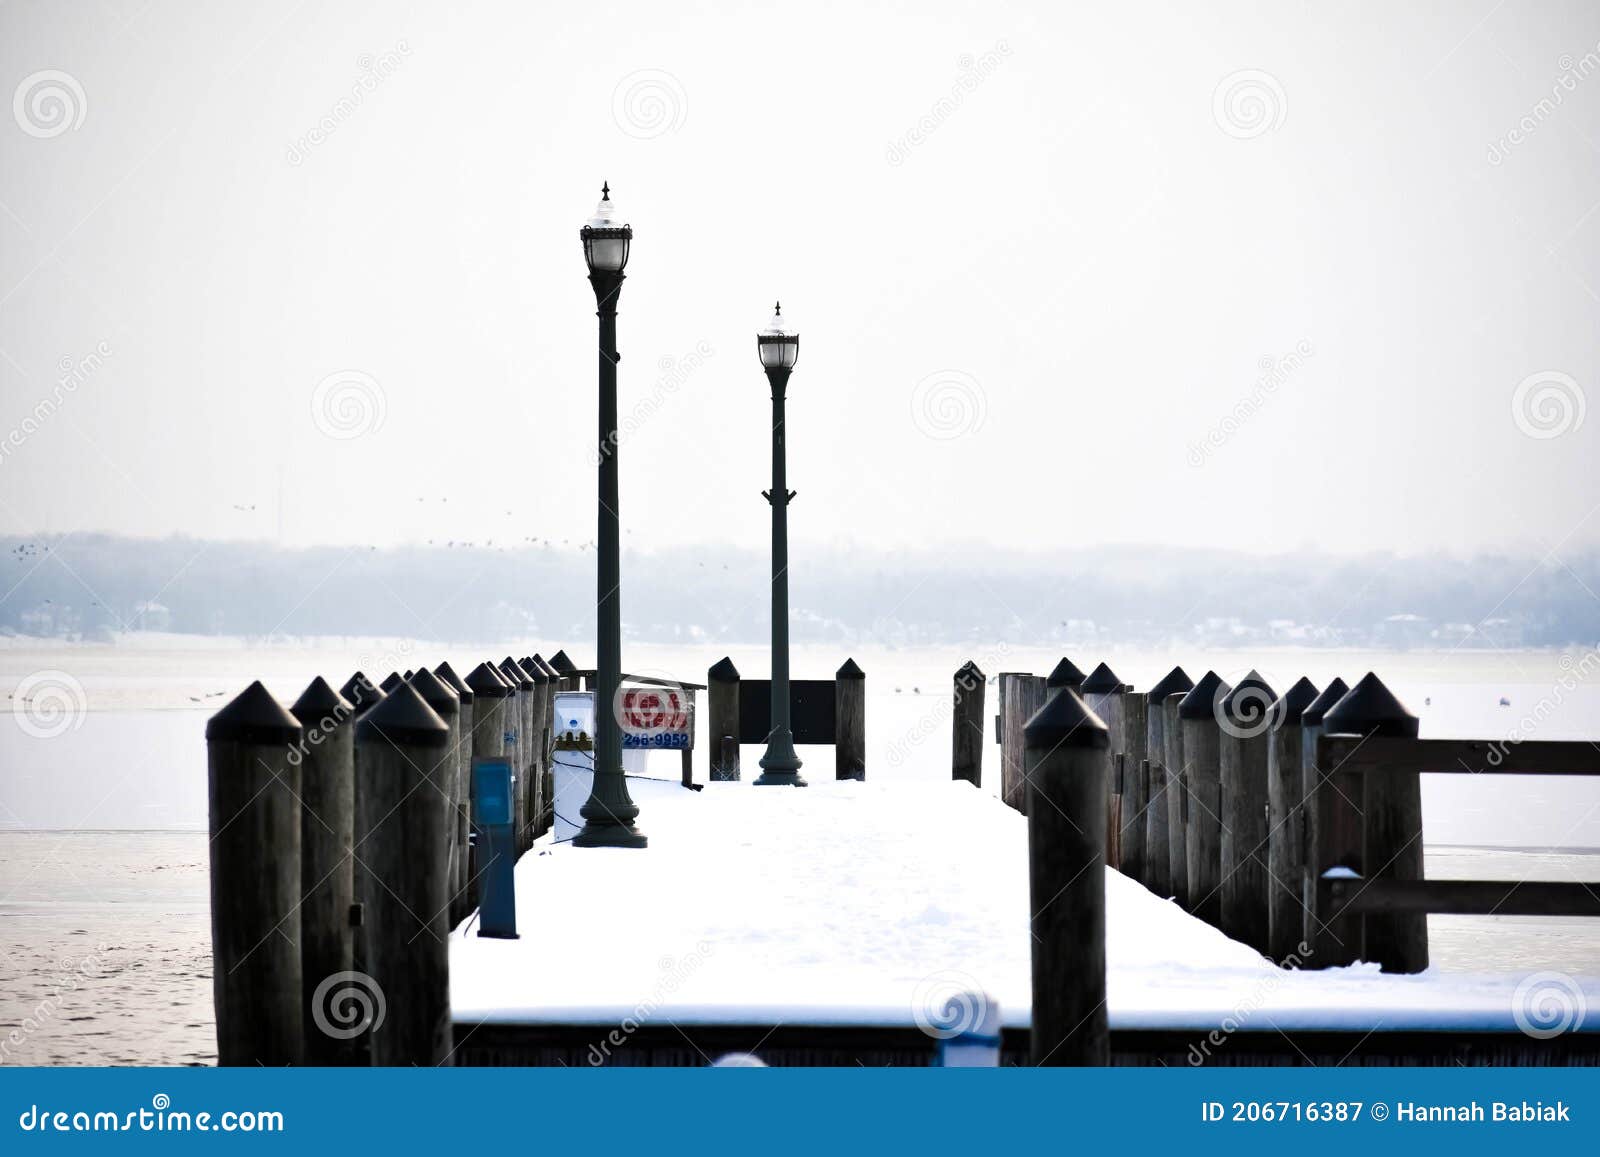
[754,303,806,787]
[574,183,646,847]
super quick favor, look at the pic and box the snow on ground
[450,776,1600,1033]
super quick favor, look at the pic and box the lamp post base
[755,728,806,787]
[572,824,649,849]
[573,774,648,848]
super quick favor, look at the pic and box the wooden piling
[288,677,356,1064]
[522,658,551,836]
[1025,687,1110,1066]
[464,662,513,913]
[205,681,306,1066]
[1267,676,1318,964]
[548,649,579,691]
[339,671,385,716]
[1179,670,1231,925]
[835,658,865,781]
[1119,691,1150,882]
[500,658,535,852]
[1217,671,1276,956]
[433,661,475,925]
[951,660,986,787]
[1143,667,1192,901]
[1323,673,1428,974]
[999,672,1048,814]
[407,668,463,892]
[1162,691,1189,909]
[353,683,453,1066]
[530,654,561,827]
[1080,663,1124,865]
[707,657,740,781]
[1299,677,1348,950]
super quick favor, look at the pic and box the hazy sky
[1,1,1596,559]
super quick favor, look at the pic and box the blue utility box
[472,756,519,939]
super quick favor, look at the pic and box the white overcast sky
[1,0,1596,558]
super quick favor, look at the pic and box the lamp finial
[601,181,610,200]
[774,300,781,316]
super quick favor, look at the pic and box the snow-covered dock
[450,776,1600,1065]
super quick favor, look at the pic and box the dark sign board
[737,679,837,745]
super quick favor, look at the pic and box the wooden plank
[1327,878,1600,917]
[1319,736,1600,776]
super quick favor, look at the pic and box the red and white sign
[620,685,693,749]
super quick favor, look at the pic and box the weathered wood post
[1179,670,1230,925]
[289,676,356,1064]
[206,681,305,1067]
[530,654,561,827]
[407,668,463,894]
[1162,688,1190,909]
[548,649,579,690]
[499,658,535,852]
[1323,673,1428,974]
[522,657,551,836]
[353,683,453,1066]
[1025,687,1110,1066]
[835,658,865,780]
[1268,676,1318,964]
[464,662,513,913]
[433,661,475,924]
[1143,666,1192,901]
[951,660,986,787]
[1218,671,1277,956]
[339,671,385,716]
[1298,676,1347,949]
[999,670,1051,814]
[1080,663,1124,865]
[707,657,741,781]
[1120,690,1150,882]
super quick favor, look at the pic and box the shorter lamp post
[755,302,805,787]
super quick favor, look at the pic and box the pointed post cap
[339,672,385,713]
[290,675,353,728]
[1081,662,1121,694]
[1147,665,1194,701]
[466,660,514,698]
[354,681,450,747]
[1046,657,1086,689]
[1301,677,1350,727]
[836,658,864,680]
[379,671,404,694]
[531,655,561,679]
[1178,671,1231,719]
[956,659,985,682]
[433,661,474,703]
[548,650,578,676]
[1323,672,1418,738]
[1219,670,1277,727]
[206,680,303,744]
[1024,687,1110,750]
[708,656,740,683]
[523,656,551,684]
[499,657,534,688]
[1274,676,1320,725]
[408,667,460,717]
